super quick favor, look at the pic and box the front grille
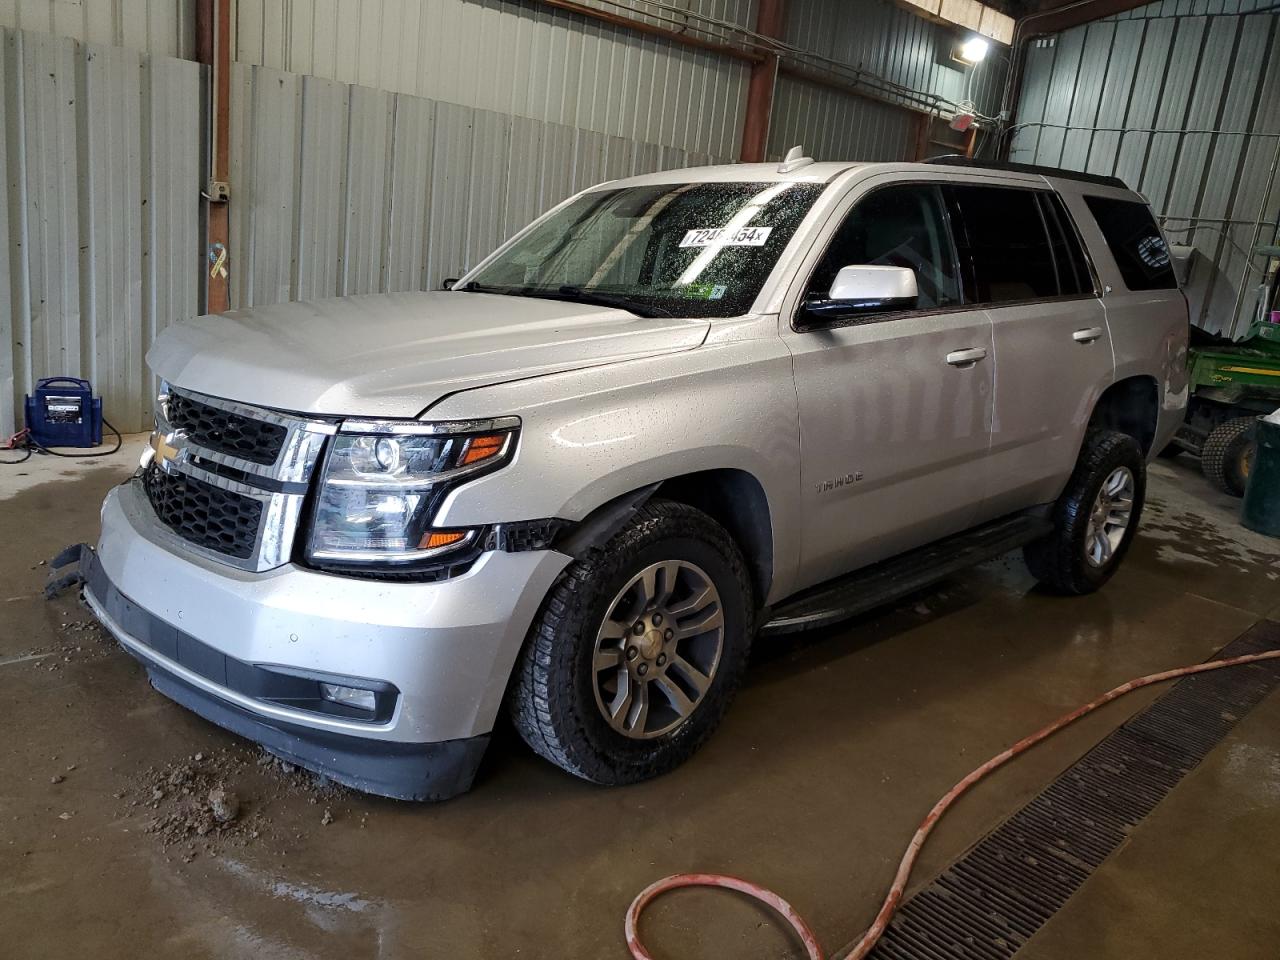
[167,390,287,466]
[144,465,263,560]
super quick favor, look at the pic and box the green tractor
[1165,244,1280,496]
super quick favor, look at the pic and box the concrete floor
[1,439,1278,960]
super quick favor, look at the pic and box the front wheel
[1024,430,1146,595]
[509,499,754,785]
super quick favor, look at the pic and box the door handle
[946,347,988,367]
[1073,326,1105,344]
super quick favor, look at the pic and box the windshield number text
[679,226,773,248]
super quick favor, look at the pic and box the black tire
[509,499,754,785]
[1023,430,1146,595]
[1201,416,1256,497]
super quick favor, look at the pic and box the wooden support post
[740,0,786,163]
[197,0,232,314]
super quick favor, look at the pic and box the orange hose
[624,647,1280,960]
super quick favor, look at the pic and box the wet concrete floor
[1,443,1277,959]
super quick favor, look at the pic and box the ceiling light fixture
[955,35,989,65]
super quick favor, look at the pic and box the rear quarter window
[1083,196,1177,291]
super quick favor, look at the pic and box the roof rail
[921,156,1128,190]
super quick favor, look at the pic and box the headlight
[306,417,519,571]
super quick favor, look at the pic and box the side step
[760,514,1054,636]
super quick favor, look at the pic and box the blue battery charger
[24,377,104,448]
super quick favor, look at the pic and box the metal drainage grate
[866,620,1280,960]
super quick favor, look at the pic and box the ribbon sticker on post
[208,242,229,280]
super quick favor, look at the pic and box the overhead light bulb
[957,36,989,64]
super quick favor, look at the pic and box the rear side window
[1083,196,1176,291]
[946,185,1059,304]
[1039,192,1095,297]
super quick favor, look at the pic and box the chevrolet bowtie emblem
[149,430,181,470]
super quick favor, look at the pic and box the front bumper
[85,479,570,799]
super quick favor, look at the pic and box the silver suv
[79,155,1188,800]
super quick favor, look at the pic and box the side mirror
[799,265,918,327]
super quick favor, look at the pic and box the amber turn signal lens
[458,433,507,466]
[419,530,469,550]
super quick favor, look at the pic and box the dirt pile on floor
[15,615,116,672]
[122,745,357,863]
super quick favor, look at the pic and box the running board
[760,514,1054,636]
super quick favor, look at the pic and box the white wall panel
[226,61,735,308]
[142,53,202,421]
[0,0,195,59]
[293,74,348,300]
[0,30,15,434]
[384,93,435,292]
[12,29,81,397]
[230,63,302,307]
[236,0,751,159]
[342,84,394,295]
[81,42,144,430]
[0,27,201,434]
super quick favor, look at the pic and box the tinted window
[1083,195,1177,291]
[947,185,1059,303]
[1039,192,1094,297]
[807,184,959,310]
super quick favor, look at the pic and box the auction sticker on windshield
[679,226,773,248]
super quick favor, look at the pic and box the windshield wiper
[459,281,515,294]
[530,285,672,318]
[461,281,672,318]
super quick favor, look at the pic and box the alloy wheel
[592,560,725,739]
[1084,466,1135,568]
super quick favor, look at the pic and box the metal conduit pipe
[778,64,948,118]
[1162,216,1279,227]
[1005,120,1280,141]
[531,0,762,63]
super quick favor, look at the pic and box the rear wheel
[1201,416,1256,497]
[509,499,753,785]
[1024,430,1146,595]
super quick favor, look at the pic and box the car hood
[148,291,710,418]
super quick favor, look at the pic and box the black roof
[921,156,1128,190]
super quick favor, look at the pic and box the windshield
[464,181,824,318]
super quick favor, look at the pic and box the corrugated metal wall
[784,0,999,109]
[768,0,1006,163]
[225,60,730,308]
[234,0,1006,171]
[768,74,918,162]
[0,28,201,434]
[234,0,753,159]
[0,0,196,59]
[783,0,1005,114]
[1011,0,1280,338]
